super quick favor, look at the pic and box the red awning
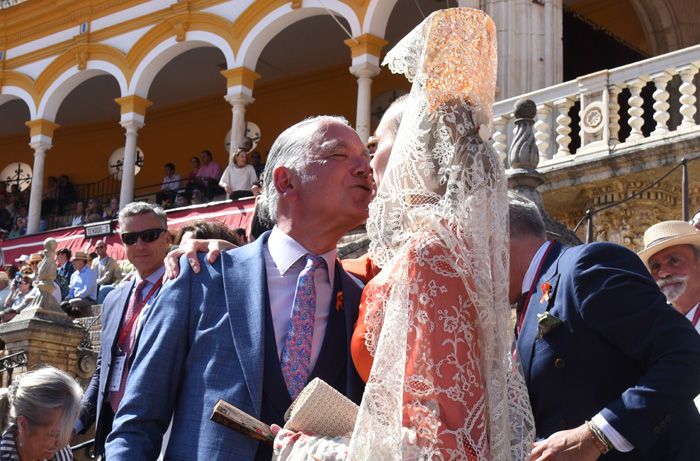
[0,198,256,265]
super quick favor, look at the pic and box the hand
[530,424,602,461]
[163,239,237,280]
[251,185,262,196]
[271,424,282,436]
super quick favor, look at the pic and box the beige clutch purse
[283,378,359,437]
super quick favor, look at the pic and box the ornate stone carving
[581,101,604,134]
[71,46,88,70]
[507,99,538,170]
[29,238,61,313]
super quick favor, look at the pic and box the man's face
[370,111,398,189]
[56,253,67,266]
[76,202,84,214]
[121,213,170,277]
[293,122,373,231]
[649,244,700,309]
[201,152,211,165]
[73,259,86,270]
[95,242,107,258]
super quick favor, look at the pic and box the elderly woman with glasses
[0,366,82,461]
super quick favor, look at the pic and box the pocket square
[536,312,564,339]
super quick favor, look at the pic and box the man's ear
[273,167,294,196]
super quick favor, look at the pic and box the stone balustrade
[493,43,700,170]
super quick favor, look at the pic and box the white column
[26,141,50,234]
[119,119,143,208]
[225,94,255,158]
[349,62,380,143]
[678,64,699,130]
[651,70,672,136]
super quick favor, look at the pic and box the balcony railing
[493,44,700,169]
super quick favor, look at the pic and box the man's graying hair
[118,202,168,229]
[259,115,350,223]
[508,191,546,240]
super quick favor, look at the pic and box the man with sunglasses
[107,116,373,461]
[78,202,171,459]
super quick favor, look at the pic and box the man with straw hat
[62,250,97,317]
[639,220,700,333]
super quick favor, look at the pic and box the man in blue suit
[77,202,171,457]
[509,193,700,460]
[106,115,373,460]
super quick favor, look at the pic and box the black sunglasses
[120,228,167,245]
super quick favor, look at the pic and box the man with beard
[638,220,700,333]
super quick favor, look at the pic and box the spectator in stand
[56,248,74,300]
[57,174,77,214]
[42,176,59,215]
[0,272,10,307]
[28,253,42,274]
[0,196,12,231]
[157,163,182,205]
[103,197,120,220]
[9,216,27,238]
[85,198,104,223]
[62,251,97,317]
[251,150,265,177]
[174,192,189,209]
[195,150,222,200]
[219,148,259,200]
[71,201,86,226]
[185,156,201,198]
[190,189,205,205]
[92,240,122,286]
[2,275,32,320]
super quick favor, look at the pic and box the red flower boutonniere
[336,291,344,312]
[540,282,552,304]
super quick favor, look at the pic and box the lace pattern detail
[352,8,535,461]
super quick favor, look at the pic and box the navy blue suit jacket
[517,241,700,460]
[78,278,136,455]
[105,232,365,460]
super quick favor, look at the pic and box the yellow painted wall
[0,65,411,194]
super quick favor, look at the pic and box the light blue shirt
[68,265,98,300]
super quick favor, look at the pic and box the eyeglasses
[120,228,167,245]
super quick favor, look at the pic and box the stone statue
[29,238,62,313]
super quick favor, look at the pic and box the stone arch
[1,71,38,119]
[362,0,398,36]
[127,13,236,97]
[37,64,125,122]
[235,0,361,69]
[629,0,682,55]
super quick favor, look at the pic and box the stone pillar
[345,34,387,143]
[0,237,84,374]
[485,0,563,99]
[25,119,59,234]
[115,95,151,209]
[576,70,611,155]
[221,67,260,159]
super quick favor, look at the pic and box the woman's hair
[175,220,240,245]
[1,366,83,447]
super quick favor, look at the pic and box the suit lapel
[221,234,268,415]
[100,280,134,394]
[517,242,564,383]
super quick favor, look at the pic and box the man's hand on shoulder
[164,239,237,280]
[530,424,601,461]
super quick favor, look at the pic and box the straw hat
[70,251,90,262]
[638,220,700,266]
[28,253,43,264]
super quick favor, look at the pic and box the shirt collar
[267,226,336,286]
[136,264,165,286]
[522,240,554,294]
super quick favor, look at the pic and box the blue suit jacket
[105,233,365,460]
[78,278,136,455]
[517,242,700,460]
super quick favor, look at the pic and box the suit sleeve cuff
[592,413,634,452]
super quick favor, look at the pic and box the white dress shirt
[265,226,336,370]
